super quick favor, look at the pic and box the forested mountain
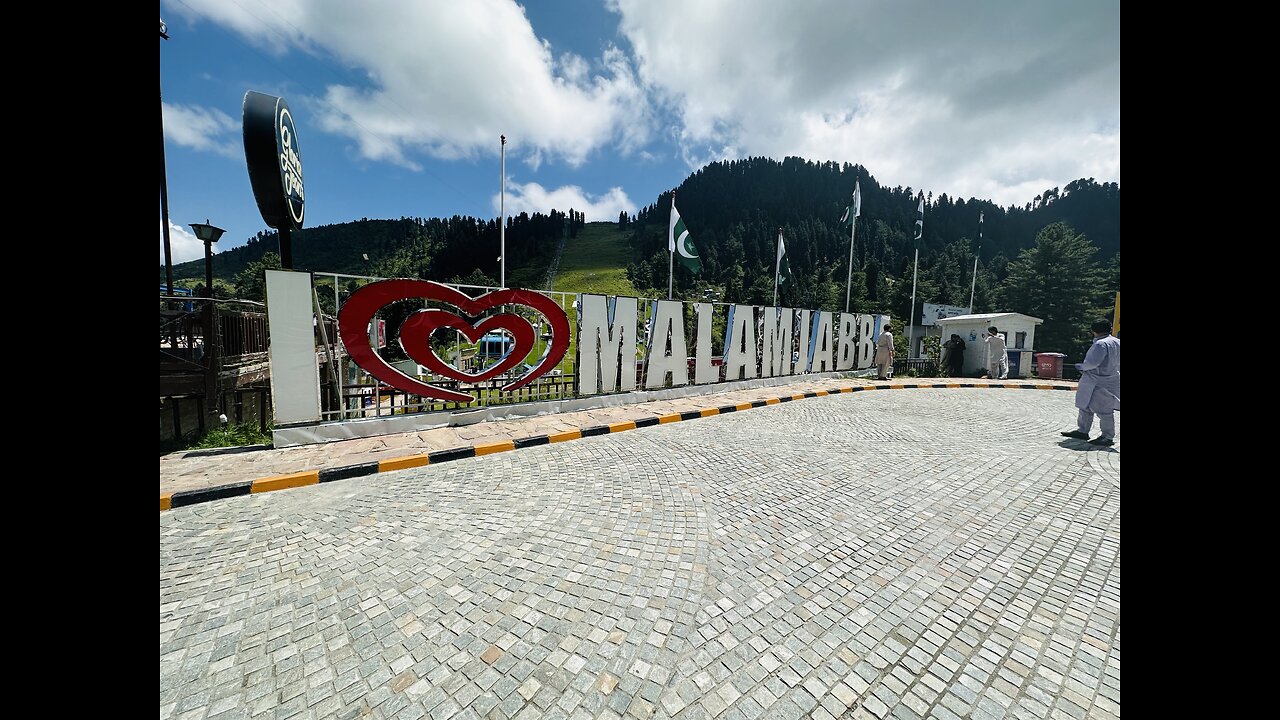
[165,210,585,285]
[622,156,1118,355]
[163,155,1118,356]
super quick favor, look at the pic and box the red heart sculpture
[338,279,570,404]
[400,311,534,383]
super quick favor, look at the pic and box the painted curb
[161,381,1076,512]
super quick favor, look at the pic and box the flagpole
[773,227,782,308]
[668,192,675,300]
[968,256,978,314]
[968,212,981,313]
[909,248,918,359]
[844,184,859,313]
[845,215,857,313]
[500,134,506,289]
[908,193,922,359]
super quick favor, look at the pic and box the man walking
[875,322,895,380]
[1061,319,1121,446]
[983,327,1008,380]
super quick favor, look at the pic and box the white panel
[836,313,857,370]
[265,270,321,425]
[643,300,690,389]
[722,305,758,381]
[855,313,875,370]
[576,294,639,396]
[810,311,835,372]
[794,309,811,373]
[760,307,792,377]
[693,303,718,385]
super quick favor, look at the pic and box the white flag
[776,230,791,286]
[914,194,924,242]
[669,200,684,253]
[853,181,862,218]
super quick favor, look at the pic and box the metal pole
[970,213,981,312]
[968,253,979,314]
[313,286,342,419]
[204,240,214,299]
[500,134,506,289]
[773,228,782,308]
[161,79,174,298]
[279,227,293,270]
[845,214,857,313]
[160,24,173,298]
[908,248,919,359]
[668,191,675,300]
[668,246,673,300]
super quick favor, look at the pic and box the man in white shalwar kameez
[983,327,1008,379]
[1061,320,1120,446]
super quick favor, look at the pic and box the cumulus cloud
[168,0,1119,207]
[171,0,651,170]
[499,182,634,222]
[612,0,1120,206]
[162,103,240,158]
[162,220,207,265]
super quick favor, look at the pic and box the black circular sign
[243,91,305,230]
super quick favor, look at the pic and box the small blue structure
[162,285,195,311]
[477,332,514,360]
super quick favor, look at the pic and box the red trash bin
[1036,352,1065,379]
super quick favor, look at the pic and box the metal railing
[309,274,895,422]
[159,297,269,364]
[312,274,590,421]
[893,357,940,377]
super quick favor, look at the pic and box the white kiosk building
[935,312,1044,378]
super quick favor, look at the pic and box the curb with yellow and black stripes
[160,381,1073,512]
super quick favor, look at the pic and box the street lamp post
[190,219,227,430]
[190,220,226,298]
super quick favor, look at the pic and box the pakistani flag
[669,200,701,273]
[978,210,984,241]
[776,233,792,286]
[913,193,924,243]
[840,180,862,227]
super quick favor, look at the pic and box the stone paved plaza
[160,389,1120,720]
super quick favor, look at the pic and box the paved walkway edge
[160,382,1073,512]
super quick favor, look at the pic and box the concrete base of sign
[273,369,875,448]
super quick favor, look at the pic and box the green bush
[162,422,273,455]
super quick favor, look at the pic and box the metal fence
[312,274,591,421]
[159,297,269,363]
[309,275,855,422]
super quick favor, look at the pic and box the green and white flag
[913,192,924,243]
[776,231,792,286]
[840,180,862,227]
[669,200,701,273]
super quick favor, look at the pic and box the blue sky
[160,0,1120,264]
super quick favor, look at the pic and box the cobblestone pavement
[160,377,1077,498]
[160,390,1119,720]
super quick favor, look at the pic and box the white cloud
[499,182,634,222]
[167,0,1120,208]
[172,0,652,170]
[162,220,207,265]
[162,103,240,158]
[613,0,1120,206]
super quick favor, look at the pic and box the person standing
[942,333,966,377]
[983,326,1008,379]
[1061,319,1121,446]
[875,322,895,380]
